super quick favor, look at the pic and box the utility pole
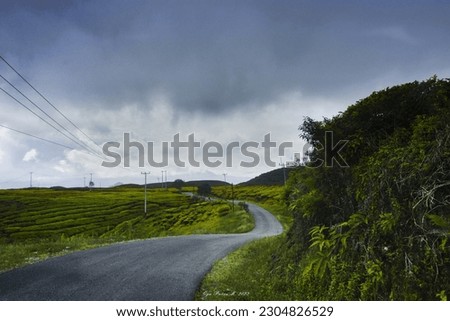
[279,158,287,186]
[29,172,33,188]
[88,173,94,190]
[231,183,235,213]
[161,170,168,189]
[141,171,151,216]
[223,173,227,183]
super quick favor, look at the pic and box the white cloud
[22,148,38,162]
[53,159,70,173]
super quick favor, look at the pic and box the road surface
[0,203,282,300]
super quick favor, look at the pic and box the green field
[0,187,253,272]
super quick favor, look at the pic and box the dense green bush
[285,77,450,300]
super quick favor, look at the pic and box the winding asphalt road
[0,203,282,300]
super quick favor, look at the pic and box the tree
[286,77,450,300]
[197,183,211,196]
[173,179,185,191]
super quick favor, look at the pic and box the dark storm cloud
[1,0,450,115]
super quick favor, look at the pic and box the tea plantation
[0,187,253,271]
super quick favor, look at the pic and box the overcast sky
[1,0,450,188]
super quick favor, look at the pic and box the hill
[114,180,228,189]
[183,180,228,187]
[239,167,296,186]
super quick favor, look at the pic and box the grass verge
[197,186,294,300]
[196,235,288,300]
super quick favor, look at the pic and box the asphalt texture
[0,203,282,300]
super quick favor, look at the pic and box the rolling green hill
[0,187,253,271]
[239,167,296,186]
[115,180,228,189]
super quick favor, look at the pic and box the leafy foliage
[285,77,450,300]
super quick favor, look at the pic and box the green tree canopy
[286,77,450,300]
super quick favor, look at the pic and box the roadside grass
[0,187,253,272]
[196,235,291,300]
[197,185,294,300]
[0,236,113,272]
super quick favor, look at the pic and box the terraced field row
[0,187,254,271]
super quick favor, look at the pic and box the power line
[0,54,100,148]
[0,55,150,175]
[0,123,74,149]
[0,86,102,159]
[0,72,99,156]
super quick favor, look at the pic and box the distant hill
[112,183,142,188]
[113,180,228,189]
[113,170,300,189]
[239,167,296,186]
[183,180,228,187]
